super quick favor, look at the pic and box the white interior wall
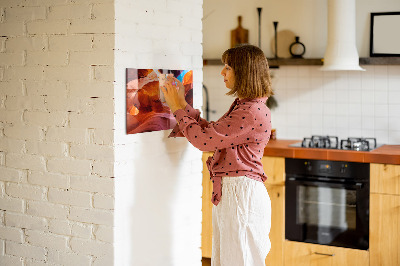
[113,0,204,265]
[203,0,400,144]
[203,0,400,58]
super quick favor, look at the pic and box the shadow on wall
[128,130,190,265]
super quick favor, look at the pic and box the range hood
[320,0,365,71]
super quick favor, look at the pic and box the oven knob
[305,162,312,171]
[340,164,347,174]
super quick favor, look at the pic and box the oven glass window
[297,186,356,230]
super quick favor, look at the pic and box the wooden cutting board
[231,16,249,48]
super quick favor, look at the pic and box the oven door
[285,177,369,250]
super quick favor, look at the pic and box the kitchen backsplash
[203,65,400,144]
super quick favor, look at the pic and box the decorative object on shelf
[231,16,249,48]
[370,12,400,57]
[289,36,306,58]
[273,21,279,58]
[257,8,262,48]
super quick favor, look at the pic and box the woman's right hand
[161,76,188,113]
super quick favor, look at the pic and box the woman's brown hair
[221,44,273,99]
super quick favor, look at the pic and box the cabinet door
[370,163,400,195]
[262,156,285,186]
[370,193,400,266]
[202,152,213,258]
[284,241,369,266]
[265,184,284,266]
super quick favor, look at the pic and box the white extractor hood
[320,0,365,71]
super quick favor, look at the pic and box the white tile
[374,117,389,130]
[335,73,349,90]
[348,116,362,129]
[336,128,349,139]
[388,91,400,104]
[388,65,400,76]
[388,104,400,117]
[388,76,400,91]
[375,104,389,117]
[336,115,348,128]
[374,78,388,91]
[374,65,388,77]
[361,129,375,138]
[362,116,375,130]
[311,102,324,113]
[310,77,324,89]
[286,77,299,89]
[388,117,400,131]
[348,76,362,91]
[374,130,389,144]
[388,131,400,144]
[374,90,388,104]
[336,90,349,103]
[336,103,349,116]
[323,115,336,129]
[361,90,375,104]
[298,67,311,78]
[361,104,375,116]
[348,128,362,137]
[348,90,362,103]
[323,87,336,103]
[348,103,362,116]
[298,77,310,89]
[361,75,374,91]
[323,103,336,115]
[285,66,298,77]
[311,88,323,102]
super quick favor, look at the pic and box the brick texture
[0,2,115,264]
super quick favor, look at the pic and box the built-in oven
[285,158,369,250]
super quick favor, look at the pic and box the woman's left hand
[161,77,187,113]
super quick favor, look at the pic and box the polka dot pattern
[169,97,272,206]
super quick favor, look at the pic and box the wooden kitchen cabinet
[370,163,400,266]
[262,156,285,266]
[201,154,286,266]
[284,241,369,266]
[370,163,400,195]
[202,152,213,258]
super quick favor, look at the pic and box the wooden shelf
[203,57,400,67]
[203,58,323,67]
[359,57,400,65]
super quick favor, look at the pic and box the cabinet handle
[314,252,335,257]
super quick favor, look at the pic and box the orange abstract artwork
[126,68,193,134]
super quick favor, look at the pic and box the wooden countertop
[263,139,400,165]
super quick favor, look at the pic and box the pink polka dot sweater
[169,97,271,206]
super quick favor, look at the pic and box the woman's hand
[161,77,187,113]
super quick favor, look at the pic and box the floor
[202,257,211,266]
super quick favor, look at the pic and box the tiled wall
[203,65,400,145]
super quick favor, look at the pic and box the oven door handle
[286,177,364,189]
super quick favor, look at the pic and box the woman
[162,44,273,266]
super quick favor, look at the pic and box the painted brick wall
[0,0,115,265]
[113,0,203,265]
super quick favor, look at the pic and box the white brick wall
[0,0,115,265]
[1,0,204,265]
[113,0,203,265]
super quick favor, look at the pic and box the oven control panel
[286,158,369,180]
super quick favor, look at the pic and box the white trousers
[212,176,271,266]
